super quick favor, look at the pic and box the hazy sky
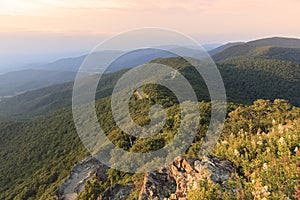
[1,0,300,67]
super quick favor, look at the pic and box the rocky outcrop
[139,155,236,200]
[57,156,108,200]
[98,184,135,200]
[139,170,176,200]
[58,155,235,200]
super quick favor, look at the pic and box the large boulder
[139,155,236,200]
[57,156,108,200]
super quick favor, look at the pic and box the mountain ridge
[212,39,300,62]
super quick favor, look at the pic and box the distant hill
[32,48,203,73]
[208,42,244,55]
[34,51,123,73]
[201,43,222,51]
[105,48,176,73]
[212,37,300,62]
[213,45,300,63]
[0,69,77,97]
[247,36,300,48]
[0,69,127,120]
[212,43,253,61]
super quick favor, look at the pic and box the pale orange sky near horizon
[1,0,300,40]
[1,0,300,68]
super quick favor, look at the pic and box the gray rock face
[139,155,235,200]
[193,155,235,184]
[57,156,108,200]
[138,170,176,200]
[98,184,135,200]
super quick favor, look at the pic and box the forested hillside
[0,69,77,96]
[1,37,300,199]
[1,97,299,199]
[212,37,300,62]
[2,54,300,121]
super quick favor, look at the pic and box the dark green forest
[1,95,300,199]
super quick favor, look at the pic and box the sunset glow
[0,0,299,37]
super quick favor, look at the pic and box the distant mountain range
[0,45,219,97]
[1,36,300,120]
[1,36,300,103]
[0,49,176,97]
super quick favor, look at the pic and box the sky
[0,0,300,67]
